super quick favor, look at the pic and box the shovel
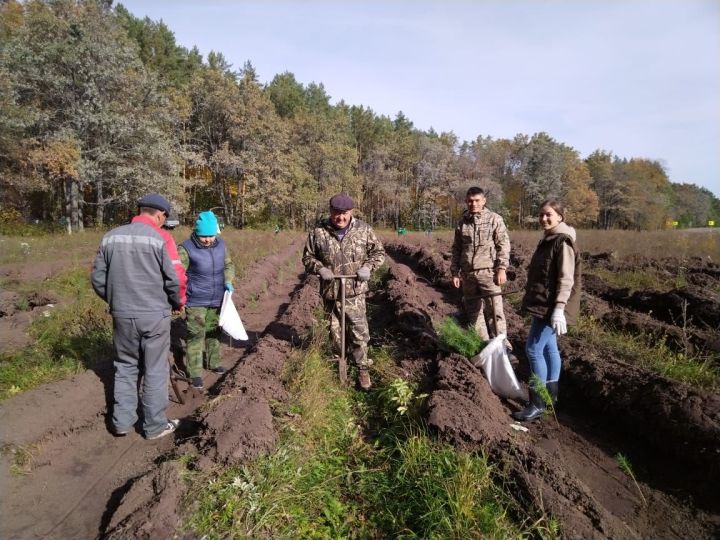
[334,274,357,385]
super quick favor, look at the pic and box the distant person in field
[178,210,235,391]
[302,193,386,390]
[91,193,186,440]
[450,186,512,348]
[513,199,581,422]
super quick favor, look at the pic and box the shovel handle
[338,276,348,385]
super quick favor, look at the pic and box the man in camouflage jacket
[451,187,512,345]
[302,193,385,389]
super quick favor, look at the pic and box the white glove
[551,308,567,336]
[356,266,371,282]
[318,267,335,281]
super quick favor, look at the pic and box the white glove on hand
[356,266,371,282]
[318,267,335,281]
[551,308,567,336]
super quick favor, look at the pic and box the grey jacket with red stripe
[91,214,187,318]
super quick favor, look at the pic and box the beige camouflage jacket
[302,217,385,300]
[451,208,510,276]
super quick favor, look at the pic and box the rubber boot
[512,388,546,422]
[358,368,372,390]
[546,381,559,408]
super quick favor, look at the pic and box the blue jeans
[526,316,562,384]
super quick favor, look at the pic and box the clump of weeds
[14,296,30,312]
[575,316,719,390]
[378,378,428,419]
[2,443,40,475]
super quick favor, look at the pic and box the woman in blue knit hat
[178,210,235,390]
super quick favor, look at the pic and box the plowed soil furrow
[3,235,719,539]
[381,241,720,539]
[0,238,306,540]
[105,279,321,539]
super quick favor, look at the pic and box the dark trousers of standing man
[111,316,171,438]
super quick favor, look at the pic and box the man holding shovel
[451,186,512,348]
[302,193,385,390]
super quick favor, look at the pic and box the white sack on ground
[218,291,249,341]
[471,334,524,400]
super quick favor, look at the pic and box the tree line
[1,0,717,232]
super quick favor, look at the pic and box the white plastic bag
[471,334,524,400]
[218,291,249,341]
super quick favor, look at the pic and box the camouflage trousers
[185,306,221,378]
[324,294,370,367]
[461,268,507,340]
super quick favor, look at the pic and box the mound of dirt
[105,461,185,540]
[381,240,720,539]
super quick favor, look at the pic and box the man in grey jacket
[451,187,512,346]
[91,194,187,440]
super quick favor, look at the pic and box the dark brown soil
[381,239,720,539]
[0,289,58,352]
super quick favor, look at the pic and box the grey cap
[137,193,171,215]
[329,193,354,211]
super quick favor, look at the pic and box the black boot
[546,381,559,408]
[512,388,546,422]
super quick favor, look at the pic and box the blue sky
[120,0,720,196]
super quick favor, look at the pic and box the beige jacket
[451,208,510,276]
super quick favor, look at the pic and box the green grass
[510,229,720,260]
[589,268,686,293]
[574,316,720,390]
[0,267,112,400]
[180,337,557,538]
[0,230,104,265]
[436,317,486,358]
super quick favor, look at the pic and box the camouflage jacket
[450,208,510,276]
[302,217,385,300]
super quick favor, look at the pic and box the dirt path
[0,238,306,540]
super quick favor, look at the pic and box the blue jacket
[181,236,227,308]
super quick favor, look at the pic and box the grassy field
[0,227,301,400]
[381,227,720,260]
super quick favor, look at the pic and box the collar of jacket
[462,208,488,223]
[322,216,355,233]
[543,221,576,242]
[190,232,218,249]
[132,214,162,232]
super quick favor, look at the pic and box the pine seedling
[437,317,486,358]
[616,452,646,506]
[530,374,558,425]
